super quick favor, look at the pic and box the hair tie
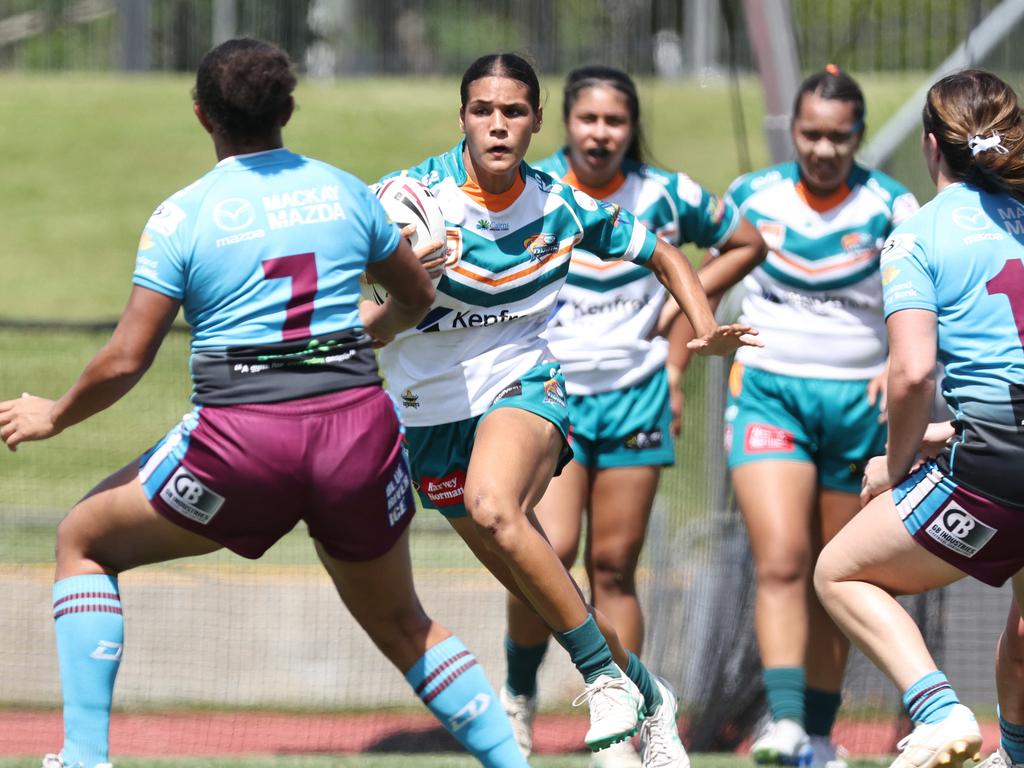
[825,63,841,76]
[968,131,1009,157]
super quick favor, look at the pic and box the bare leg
[586,465,659,654]
[813,489,966,691]
[733,461,818,669]
[804,489,859,692]
[56,462,222,579]
[505,460,589,648]
[996,572,1024,724]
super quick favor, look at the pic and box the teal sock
[626,652,663,716]
[999,708,1024,764]
[553,614,618,684]
[805,687,842,737]
[901,671,959,725]
[763,666,805,724]
[504,635,548,698]
[53,574,124,768]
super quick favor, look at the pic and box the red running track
[0,712,1001,757]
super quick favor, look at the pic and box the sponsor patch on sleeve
[879,232,916,266]
[145,200,187,237]
[677,173,703,207]
[573,188,599,212]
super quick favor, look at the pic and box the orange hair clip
[825,63,841,76]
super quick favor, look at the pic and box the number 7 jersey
[882,181,1024,504]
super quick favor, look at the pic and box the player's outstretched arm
[645,238,761,357]
[0,286,180,451]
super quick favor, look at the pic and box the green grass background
[0,72,920,525]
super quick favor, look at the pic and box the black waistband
[190,329,381,406]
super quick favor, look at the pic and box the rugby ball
[360,178,447,304]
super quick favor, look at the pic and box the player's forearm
[50,344,151,433]
[885,371,935,482]
[697,242,764,299]
[648,242,716,338]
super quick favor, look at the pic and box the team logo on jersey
[421,470,466,508]
[757,220,786,252]
[952,206,991,231]
[706,194,726,225]
[213,198,255,232]
[842,232,875,255]
[145,201,187,237]
[401,389,420,409]
[446,227,463,267]
[159,467,225,525]
[524,233,559,260]
[880,233,916,266]
[881,266,901,286]
[600,201,622,227]
[624,429,663,451]
[925,501,997,558]
[744,424,795,453]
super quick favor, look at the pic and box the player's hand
[920,420,956,458]
[359,300,394,348]
[867,368,888,423]
[0,393,59,451]
[860,455,892,506]
[401,224,446,281]
[686,324,761,356]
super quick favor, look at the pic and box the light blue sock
[406,635,526,767]
[53,574,123,768]
[999,707,1024,764]
[902,671,959,725]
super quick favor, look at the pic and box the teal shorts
[724,363,886,494]
[568,367,675,469]
[404,362,573,519]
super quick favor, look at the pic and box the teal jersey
[882,181,1024,503]
[727,161,918,378]
[377,142,659,426]
[132,148,400,404]
[535,150,738,394]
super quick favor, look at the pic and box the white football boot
[751,718,813,766]
[499,685,537,758]
[638,677,690,768]
[41,756,111,768]
[591,738,644,767]
[889,704,982,768]
[810,735,849,768]
[974,747,1023,768]
[574,671,645,752]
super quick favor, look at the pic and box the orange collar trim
[460,172,526,212]
[562,167,626,200]
[795,179,851,213]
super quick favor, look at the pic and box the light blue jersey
[882,181,1024,504]
[132,148,400,404]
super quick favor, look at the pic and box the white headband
[968,131,1009,157]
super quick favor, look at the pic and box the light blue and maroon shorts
[894,459,1024,587]
[138,385,414,561]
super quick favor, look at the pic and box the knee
[755,547,811,589]
[366,606,432,659]
[589,547,639,596]
[465,487,522,551]
[54,507,90,569]
[812,548,841,605]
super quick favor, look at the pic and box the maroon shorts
[138,386,414,561]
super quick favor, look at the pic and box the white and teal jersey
[378,142,658,426]
[727,161,919,379]
[882,182,1024,503]
[132,148,399,404]
[535,150,739,394]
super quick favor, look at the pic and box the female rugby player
[376,53,760,766]
[0,39,526,768]
[815,68,1024,768]
[724,66,919,768]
